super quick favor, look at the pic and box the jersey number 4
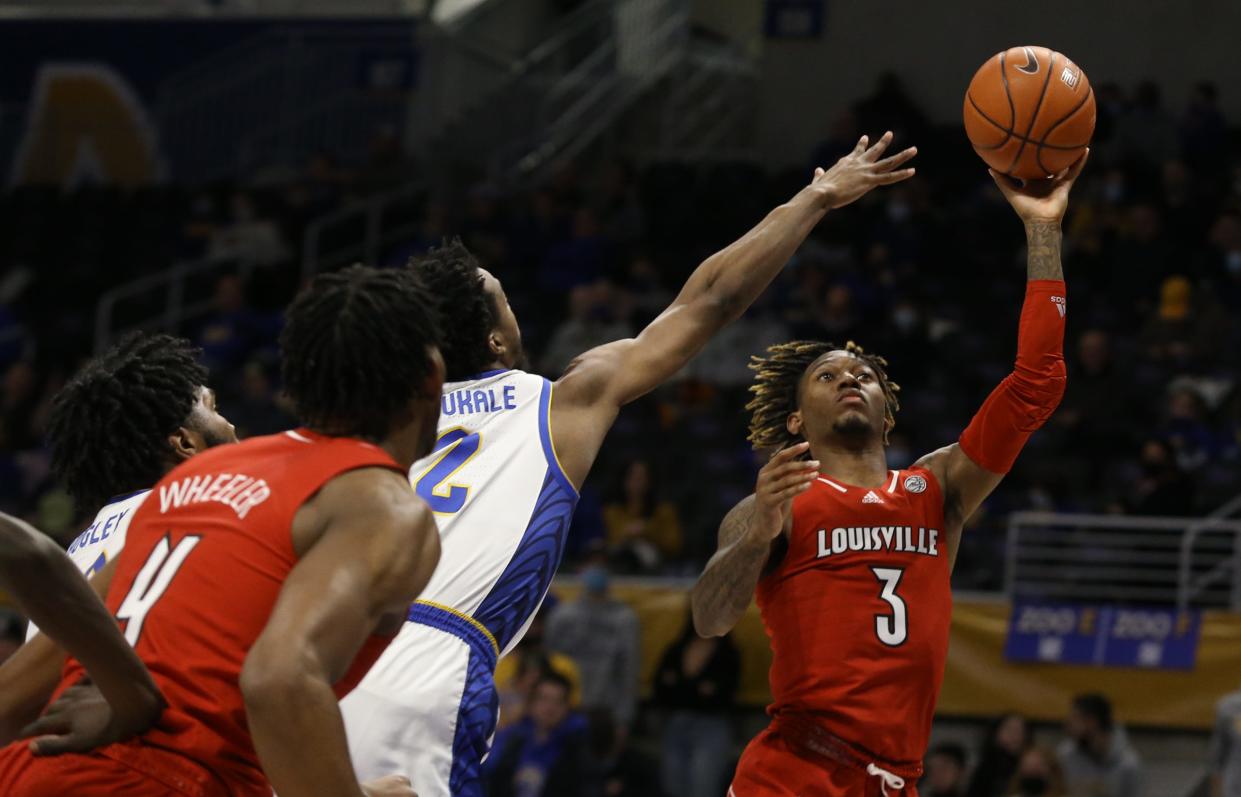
[116,535,201,646]
[414,429,481,515]
[871,567,908,646]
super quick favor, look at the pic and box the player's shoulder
[894,465,942,501]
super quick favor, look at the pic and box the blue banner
[1004,602,1201,671]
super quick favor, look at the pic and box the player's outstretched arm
[691,443,818,637]
[0,513,163,751]
[915,153,1087,530]
[241,467,440,797]
[551,134,916,486]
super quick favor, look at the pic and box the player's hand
[751,442,819,541]
[989,149,1089,224]
[361,774,417,797]
[20,681,161,756]
[808,131,917,210]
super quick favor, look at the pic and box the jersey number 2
[871,567,907,647]
[414,429,481,514]
[116,535,201,646]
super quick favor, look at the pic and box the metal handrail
[300,181,426,280]
[1178,491,1241,609]
[93,256,250,353]
[1005,511,1241,610]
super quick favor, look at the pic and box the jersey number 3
[116,535,201,646]
[415,429,481,514]
[871,567,908,646]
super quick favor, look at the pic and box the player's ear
[786,412,803,437]
[168,427,206,461]
[488,331,505,359]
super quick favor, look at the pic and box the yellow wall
[550,582,1241,731]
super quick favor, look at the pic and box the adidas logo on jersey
[862,490,884,504]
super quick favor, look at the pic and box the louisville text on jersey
[816,525,940,559]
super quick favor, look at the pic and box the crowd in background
[0,74,1239,795]
[2,76,1239,588]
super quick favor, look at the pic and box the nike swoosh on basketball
[1015,46,1040,75]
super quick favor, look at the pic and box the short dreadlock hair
[406,239,497,381]
[281,264,440,440]
[47,332,208,511]
[746,340,901,450]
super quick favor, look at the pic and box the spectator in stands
[1057,693,1142,797]
[603,459,682,574]
[680,295,790,387]
[1210,686,1241,797]
[539,282,633,375]
[195,274,263,374]
[1161,383,1222,472]
[1180,81,1229,179]
[547,552,640,732]
[653,608,740,797]
[922,742,968,797]
[968,713,1030,797]
[1,361,45,450]
[493,602,582,731]
[1009,746,1067,797]
[1208,211,1241,310]
[586,707,660,797]
[1141,275,1227,371]
[1115,80,1179,166]
[227,360,291,438]
[1125,437,1194,516]
[208,191,289,268]
[538,208,607,295]
[1054,330,1138,482]
[484,671,597,797]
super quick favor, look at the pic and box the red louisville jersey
[56,429,406,795]
[756,466,952,767]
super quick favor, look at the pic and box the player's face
[479,269,526,370]
[185,387,239,449]
[789,351,887,445]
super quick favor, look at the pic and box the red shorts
[0,739,232,797]
[731,726,920,797]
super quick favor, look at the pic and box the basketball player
[340,131,918,796]
[0,511,163,754]
[0,265,444,797]
[0,332,236,749]
[690,154,1087,797]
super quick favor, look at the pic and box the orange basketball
[963,46,1095,179]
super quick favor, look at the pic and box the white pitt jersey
[26,489,149,640]
[410,369,578,657]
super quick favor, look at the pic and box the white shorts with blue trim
[342,603,499,797]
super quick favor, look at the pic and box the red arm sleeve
[958,279,1067,474]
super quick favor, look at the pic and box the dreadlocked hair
[47,332,208,511]
[281,264,440,441]
[406,238,497,381]
[746,340,901,450]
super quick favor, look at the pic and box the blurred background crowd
[1,1,1240,795]
[2,74,1239,586]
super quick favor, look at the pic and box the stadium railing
[1004,509,1241,610]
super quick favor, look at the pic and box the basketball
[963,45,1095,179]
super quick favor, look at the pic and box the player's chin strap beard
[865,763,906,795]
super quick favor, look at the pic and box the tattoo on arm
[1025,221,1063,280]
[690,498,774,637]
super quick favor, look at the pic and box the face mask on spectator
[582,566,609,594]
